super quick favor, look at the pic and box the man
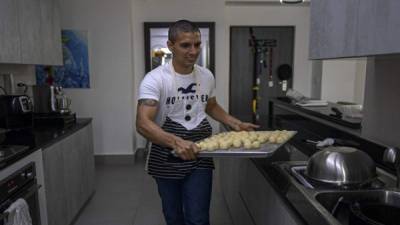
[136,20,258,225]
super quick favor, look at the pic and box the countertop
[270,98,362,136]
[229,99,394,225]
[0,118,92,169]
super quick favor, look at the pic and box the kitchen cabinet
[219,158,299,225]
[43,139,68,225]
[218,158,256,225]
[0,0,62,65]
[39,0,63,65]
[18,0,43,64]
[309,0,358,59]
[356,1,400,56]
[43,124,95,225]
[0,0,20,63]
[239,160,298,225]
[309,0,400,59]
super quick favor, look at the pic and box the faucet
[383,147,400,188]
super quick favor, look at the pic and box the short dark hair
[168,20,200,42]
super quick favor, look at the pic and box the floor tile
[73,155,233,225]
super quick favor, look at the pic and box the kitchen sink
[315,189,400,225]
[275,161,400,225]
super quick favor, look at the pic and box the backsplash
[0,64,36,96]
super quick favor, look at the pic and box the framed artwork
[36,29,90,88]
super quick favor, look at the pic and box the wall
[362,55,400,148]
[321,58,366,104]
[132,0,312,148]
[0,64,36,95]
[60,0,134,155]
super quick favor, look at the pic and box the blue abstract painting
[36,30,90,88]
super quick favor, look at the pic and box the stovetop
[0,145,30,163]
[290,165,385,190]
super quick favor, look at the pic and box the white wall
[132,0,312,149]
[321,58,366,104]
[60,0,134,155]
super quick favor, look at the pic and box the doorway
[229,26,295,123]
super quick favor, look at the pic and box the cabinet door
[43,142,68,225]
[40,0,63,65]
[62,132,83,223]
[0,0,21,63]
[219,158,256,225]
[62,125,95,223]
[357,0,400,56]
[309,0,359,59]
[81,124,95,201]
[18,0,43,64]
[239,160,298,225]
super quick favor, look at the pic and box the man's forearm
[136,119,179,149]
[206,103,242,129]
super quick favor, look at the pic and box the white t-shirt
[138,62,215,130]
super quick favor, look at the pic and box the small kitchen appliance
[0,95,33,130]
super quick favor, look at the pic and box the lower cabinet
[43,124,95,225]
[218,158,256,225]
[219,158,298,225]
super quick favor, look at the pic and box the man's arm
[205,97,259,131]
[136,99,198,160]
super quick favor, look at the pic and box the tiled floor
[73,154,233,225]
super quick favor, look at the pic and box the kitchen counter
[0,118,92,169]
[270,98,362,136]
[223,100,396,225]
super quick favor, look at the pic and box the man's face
[168,31,202,69]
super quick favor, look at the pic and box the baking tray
[193,131,297,158]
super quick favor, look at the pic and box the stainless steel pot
[306,146,377,186]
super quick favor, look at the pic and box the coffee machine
[32,85,72,114]
[32,85,75,127]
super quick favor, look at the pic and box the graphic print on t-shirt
[178,83,197,94]
[165,82,209,106]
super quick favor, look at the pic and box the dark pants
[155,169,213,225]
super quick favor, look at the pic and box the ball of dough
[220,141,229,149]
[276,137,285,144]
[233,139,242,148]
[251,141,261,149]
[244,141,252,149]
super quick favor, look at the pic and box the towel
[4,198,32,225]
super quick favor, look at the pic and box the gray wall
[362,55,400,148]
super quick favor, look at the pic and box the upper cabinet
[39,0,62,65]
[0,0,21,63]
[309,0,400,59]
[0,0,62,65]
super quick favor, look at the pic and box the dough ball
[276,137,285,144]
[233,139,242,148]
[251,141,261,149]
[220,141,229,149]
[257,136,267,143]
[269,136,277,144]
[244,141,252,149]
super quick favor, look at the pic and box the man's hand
[232,121,260,131]
[173,137,200,160]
